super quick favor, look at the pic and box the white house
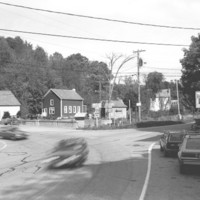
[0,91,21,119]
[150,89,171,111]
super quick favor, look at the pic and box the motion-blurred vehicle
[43,137,89,169]
[178,134,200,174]
[191,118,200,131]
[160,130,186,156]
[1,117,20,125]
[0,126,28,140]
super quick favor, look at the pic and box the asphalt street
[0,124,200,200]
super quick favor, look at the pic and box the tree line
[0,35,199,118]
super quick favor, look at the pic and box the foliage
[145,71,164,98]
[0,35,187,119]
[2,111,11,119]
[0,36,110,118]
[136,120,183,128]
[180,34,200,110]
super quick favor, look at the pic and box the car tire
[164,149,168,157]
[179,164,185,174]
[160,145,164,152]
[11,136,16,140]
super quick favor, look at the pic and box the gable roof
[111,99,127,108]
[103,99,127,108]
[0,91,21,106]
[45,89,83,100]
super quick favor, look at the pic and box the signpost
[195,91,200,108]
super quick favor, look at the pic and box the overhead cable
[0,1,199,30]
[0,28,189,47]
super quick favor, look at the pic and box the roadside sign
[94,113,100,118]
[136,102,141,107]
[195,91,200,108]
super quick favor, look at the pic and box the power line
[0,28,189,47]
[0,1,200,31]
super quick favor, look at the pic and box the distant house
[0,90,21,119]
[150,89,171,111]
[98,99,127,119]
[42,89,84,119]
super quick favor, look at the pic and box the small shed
[103,99,127,119]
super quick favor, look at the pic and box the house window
[49,107,55,114]
[64,106,68,113]
[77,106,81,113]
[50,99,54,106]
[69,106,72,113]
[73,106,76,113]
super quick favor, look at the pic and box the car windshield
[169,134,183,142]
[186,138,200,150]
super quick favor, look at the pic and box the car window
[186,138,200,150]
[169,134,183,142]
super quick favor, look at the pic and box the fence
[21,119,77,128]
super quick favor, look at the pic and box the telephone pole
[176,80,182,120]
[133,50,145,122]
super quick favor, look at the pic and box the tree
[180,34,200,110]
[106,53,136,102]
[145,71,164,98]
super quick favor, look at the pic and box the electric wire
[0,1,200,31]
[0,28,189,47]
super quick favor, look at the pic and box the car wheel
[160,145,164,152]
[164,149,168,157]
[11,136,16,140]
[179,164,185,174]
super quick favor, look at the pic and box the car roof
[165,131,185,136]
[185,134,200,139]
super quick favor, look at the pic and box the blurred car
[178,134,200,174]
[160,130,186,156]
[43,137,89,169]
[1,117,20,125]
[0,126,28,140]
[190,118,200,131]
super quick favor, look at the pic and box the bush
[136,120,184,128]
[2,111,11,119]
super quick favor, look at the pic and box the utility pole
[99,81,102,102]
[129,99,132,124]
[176,80,182,120]
[133,50,145,122]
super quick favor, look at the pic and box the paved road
[0,124,199,200]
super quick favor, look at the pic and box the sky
[0,0,200,82]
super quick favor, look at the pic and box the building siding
[62,99,83,118]
[43,91,60,118]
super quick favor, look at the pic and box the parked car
[160,130,186,156]
[43,137,89,169]
[178,134,200,174]
[0,126,28,140]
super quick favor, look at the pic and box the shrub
[136,120,184,128]
[2,111,11,119]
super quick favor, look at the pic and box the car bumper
[165,148,179,153]
[179,158,200,166]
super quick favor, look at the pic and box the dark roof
[48,89,83,100]
[0,91,21,106]
[104,99,127,108]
